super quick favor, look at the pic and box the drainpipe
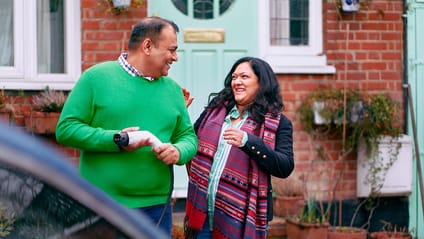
[402,0,408,134]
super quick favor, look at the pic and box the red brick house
[1,0,421,236]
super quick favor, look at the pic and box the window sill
[262,54,336,74]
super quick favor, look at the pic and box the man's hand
[152,144,180,165]
[119,127,152,151]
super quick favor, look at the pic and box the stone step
[172,212,287,239]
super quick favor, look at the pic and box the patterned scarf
[185,106,280,239]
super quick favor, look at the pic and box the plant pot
[24,111,60,134]
[273,195,305,218]
[312,101,330,125]
[172,224,184,239]
[370,231,412,239]
[286,219,329,239]
[356,134,412,197]
[340,0,360,12]
[349,100,363,123]
[328,226,367,239]
[112,0,131,7]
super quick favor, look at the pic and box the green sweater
[56,61,198,208]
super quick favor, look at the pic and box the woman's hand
[223,128,244,147]
[182,88,194,108]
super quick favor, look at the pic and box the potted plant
[24,87,66,134]
[97,0,144,15]
[0,89,15,124]
[328,226,367,239]
[355,93,411,198]
[297,88,411,198]
[272,173,305,218]
[370,221,414,239]
[286,199,331,239]
[297,87,364,136]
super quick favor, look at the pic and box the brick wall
[2,0,405,201]
[81,0,147,70]
[279,0,405,200]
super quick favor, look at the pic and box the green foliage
[292,199,331,225]
[297,88,402,155]
[358,94,402,151]
[297,88,363,137]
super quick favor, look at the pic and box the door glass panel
[171,0,235,19]
[270,0,309,46]
[0,0,14,67]
[37,0,65,73]
[0,165,130,238]
[172,0,188,15]
[219,0,234,15]
[194,0,213,19]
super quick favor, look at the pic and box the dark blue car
[0,122,167,239]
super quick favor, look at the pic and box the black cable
[156,165,174,228]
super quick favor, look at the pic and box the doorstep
[173,212,287,238]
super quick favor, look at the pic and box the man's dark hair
[128,16,179,50]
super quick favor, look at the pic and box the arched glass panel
[171,0,187,15]
[171,0,235,19]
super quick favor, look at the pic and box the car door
[0,122,166,239]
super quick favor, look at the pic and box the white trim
[258,0,335,74]
[0,0,81,90]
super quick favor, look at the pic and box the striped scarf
[185,106,280,239]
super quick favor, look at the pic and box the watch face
[114,132,129,146]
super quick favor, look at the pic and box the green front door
[149,0,257,198]
[407,0,424,237]
[149,0,257,122]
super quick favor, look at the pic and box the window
[258,0,335,74]
[0,0,81,90]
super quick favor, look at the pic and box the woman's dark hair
[208,57,284,126]
[128,16,179,50]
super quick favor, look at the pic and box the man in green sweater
[56,16,197,236]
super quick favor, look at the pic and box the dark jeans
[134,203,172,237]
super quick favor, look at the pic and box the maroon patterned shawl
[185,106,280,239]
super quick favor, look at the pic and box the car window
[0,165,129,239]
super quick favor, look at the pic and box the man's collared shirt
[118,53,154,81]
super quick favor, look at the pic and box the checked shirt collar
[118,53,154,81]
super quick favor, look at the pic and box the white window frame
[0,0,81,90]
[258,0,335,74]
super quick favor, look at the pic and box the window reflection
[270,0,309,46]
[0,165,128,239]
[0,0,14,67]
[37,0,65,73]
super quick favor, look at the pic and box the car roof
[0,122,167,239]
